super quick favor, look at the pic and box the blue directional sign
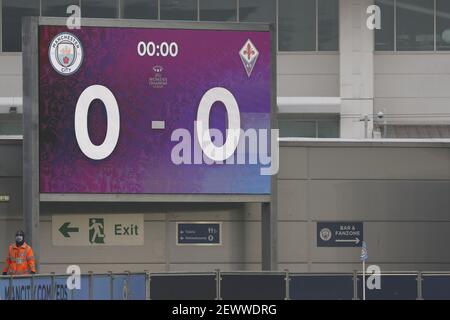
[177,223,221,245]
[317,222,363,247]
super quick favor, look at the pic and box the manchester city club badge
[48,32,84,76]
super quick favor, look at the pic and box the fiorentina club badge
[239,39,259,77]
[49,32,83,76]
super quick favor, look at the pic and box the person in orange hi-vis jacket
[2,230,36,275]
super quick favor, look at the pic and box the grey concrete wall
[374,53,450,125]
[0,139,23,273]
[278,140,450,272]
[38,202,262,274]
[0,54,21,97]
[277,53,340,97]
[339,0,374,138]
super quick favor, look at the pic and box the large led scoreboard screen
[38,22,272,195]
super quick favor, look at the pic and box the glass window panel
[396,0,434,51]
[239,0,275,23]
[279,0,316,51]
[318,120,339,138]
[160,0,197,21]
[279,120,317,138]
[200,0,237,22]
[2,0,40,52]
[42,0,80,17]
[436,0,450,51]
[121,0,158,19]
[318,0,339,51]
[81,0,118,18]
[375,0,395,50]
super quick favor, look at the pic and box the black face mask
[15,235,24,246]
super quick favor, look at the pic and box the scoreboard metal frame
[23,17,278,270]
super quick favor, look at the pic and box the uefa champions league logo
[49,32,84,76]
[149,65,168,89]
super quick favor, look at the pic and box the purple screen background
[39,25,271,194]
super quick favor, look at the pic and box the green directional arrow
[59,222,79,238]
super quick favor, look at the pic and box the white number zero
[74,85,120,160]
[196,87,240,161]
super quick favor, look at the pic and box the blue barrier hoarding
[112,274,146,300]
[0,278,9,300]
[54,276,70,300]
[112,275,128,300]
[150,274,216,300]
[221,274,286,300]
[5,272,447,300]
[0,274,145,300]
[0,276,69,300]
[127,274,146,300]
[33,277,55,300]
[93,275,111,300]
[290,275,354,300]
[3,278,32,300]
[357,275,418,300]
[72,275,90,300]
[422,275,450,300]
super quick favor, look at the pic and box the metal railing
[1,270,450,300]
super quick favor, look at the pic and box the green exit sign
[0,195,10,202]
